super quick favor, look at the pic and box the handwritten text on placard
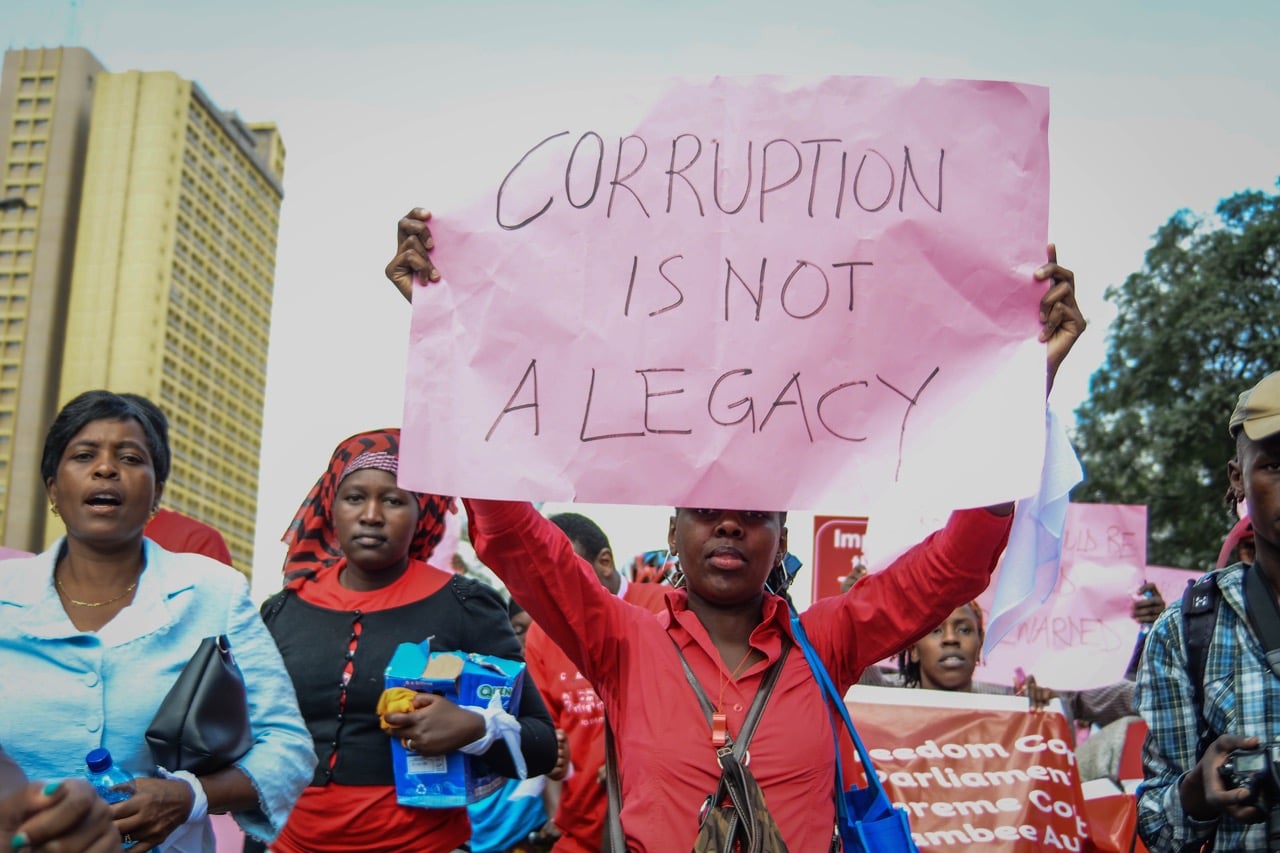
[401,76,1050,510]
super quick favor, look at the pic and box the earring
[49,503,59,517]
[667,555,686,589]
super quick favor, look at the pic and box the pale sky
[6,1,1278,599]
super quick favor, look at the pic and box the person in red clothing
[145,508,233,565]
[259,429,556,853]
[112,394,235,566]
[1217,515,1254,568]
[385,208,1085,850]
[524,512,666,852]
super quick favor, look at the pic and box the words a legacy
[487,358,940,454]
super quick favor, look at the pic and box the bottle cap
[85,747,114,773]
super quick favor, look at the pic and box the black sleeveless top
[261,571,552,786]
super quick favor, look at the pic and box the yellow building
[54,70,285,573]
[0,47,105,554]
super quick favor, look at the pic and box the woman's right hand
[386,693,487,756]
[108,777,193,852]
[385,208,440,303]
[2,779,122,852]
[1017,674,1057,711]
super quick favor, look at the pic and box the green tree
[1072,182,1280,571]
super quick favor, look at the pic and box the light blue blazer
[0,538,316,851]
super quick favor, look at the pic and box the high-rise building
[0,47,284,574]
[0,47,105,554]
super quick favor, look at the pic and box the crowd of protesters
[0,200,1273,853]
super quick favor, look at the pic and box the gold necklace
[55,575,138,607]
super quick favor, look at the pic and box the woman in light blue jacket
[0,390,315,852]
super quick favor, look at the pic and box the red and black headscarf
[282,428,453,578]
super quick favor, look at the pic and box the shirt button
[87,716,102,733]
[83,672,99,687]
[733,703,744,712]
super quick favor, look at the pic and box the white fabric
[159,768,209,825]
[458,693,527,778]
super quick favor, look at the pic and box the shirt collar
[0,538,192,641]
[662,588,794,671]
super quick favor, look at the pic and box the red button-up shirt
[525,580,667,852]
[467,499,1011,852]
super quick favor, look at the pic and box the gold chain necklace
[55,575,138,607]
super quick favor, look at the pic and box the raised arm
[980,243,1083,519]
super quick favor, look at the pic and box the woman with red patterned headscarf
[259,428,557,853]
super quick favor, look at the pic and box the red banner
[849,687,1124,851]
[812,515,869,601]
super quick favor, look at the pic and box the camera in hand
[1219,745,1280,842]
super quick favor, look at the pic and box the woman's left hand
[385,693,486,756]
[107,777,193,851]
[1034,243,1086,391]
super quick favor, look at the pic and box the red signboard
[812,515,870,601]
[849,687,1128,851]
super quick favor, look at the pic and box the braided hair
[896,601,984,688]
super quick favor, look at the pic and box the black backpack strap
[1182,573,1221,761]
[1243,562,1280,677]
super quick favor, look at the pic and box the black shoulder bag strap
[602,640,791,853]
[1244,562,1280,677]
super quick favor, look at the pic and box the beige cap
[1230,372,1280,440]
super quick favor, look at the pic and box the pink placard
[402,76,1050,509]
[1145,564,1199,611]
[976,504,1149,691]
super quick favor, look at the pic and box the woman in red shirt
[383,209,1084,850]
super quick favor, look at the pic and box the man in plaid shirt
[1137,371,1280,851]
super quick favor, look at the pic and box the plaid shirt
[1136,563,1280,851]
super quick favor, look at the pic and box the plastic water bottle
[85,748,137,849]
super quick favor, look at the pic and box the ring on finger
[403,737,414,750]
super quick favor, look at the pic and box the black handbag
[146,635,254,776]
